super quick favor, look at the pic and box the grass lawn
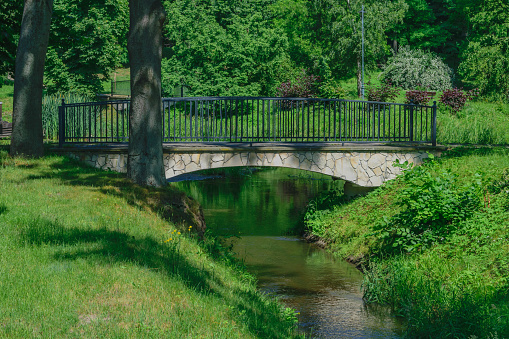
[0,151,301,338]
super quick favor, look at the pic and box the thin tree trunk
[11,0,53,157]
[127,0,166,187]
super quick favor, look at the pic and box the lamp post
[360,5,365,100]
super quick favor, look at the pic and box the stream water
[172,167,403,338]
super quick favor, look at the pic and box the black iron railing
[58,97,437,146]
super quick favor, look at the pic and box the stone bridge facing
[60,143,442,187]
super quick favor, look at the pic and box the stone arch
[163,150,432,187]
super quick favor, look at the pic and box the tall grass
[363,254,509,338]
[42,93,91,141]
[437,101,509,145]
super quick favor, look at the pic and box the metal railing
[58,97,437,146]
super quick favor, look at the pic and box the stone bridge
[58,143,443,187]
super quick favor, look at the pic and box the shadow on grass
[20,155,206,237]
[440,145,509,160]
[15,170,299,338]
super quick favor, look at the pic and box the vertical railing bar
[377,104,380,141]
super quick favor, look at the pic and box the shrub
[371,158,481,255]
[276,69,321,98]
[405,89,436,105]
[439,88,479,113]
[366,81,400,102]
[318,79,347,99]
[382,46,453,91]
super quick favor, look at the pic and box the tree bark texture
[127,0,167,187]
[11,0,53,157]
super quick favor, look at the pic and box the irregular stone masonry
[65,148,437,187]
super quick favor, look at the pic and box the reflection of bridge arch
[61,143,443,187]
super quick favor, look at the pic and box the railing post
[432,101,437,146]
[58,99,65,147]
[409,100,414,142]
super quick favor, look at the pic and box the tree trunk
[10,0,53,157]
[391,39,398,54]
[127,0,167,187]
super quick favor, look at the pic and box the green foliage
[44,0,129,95]
[319,0,407,88]
[318,79,347,99]
[0,1,22,76]
[382,46,453,91]
[304,183,345,238]
[269,0,324,76]
[457,0,509,101]
[363,254,509,338]
[459,40,509,101]
[162,0,290,97]
[303,147,509,337]
[387,0,466,66]
[372,158,481,255]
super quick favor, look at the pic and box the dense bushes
[382,47,453,91]
[439,87,479,113]
[371,157,481,255]
[366,81,400,102]
[276,70,321,98]
[405,89,435,105]
[304,147,509,338]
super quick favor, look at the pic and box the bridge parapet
[59,143,443,187]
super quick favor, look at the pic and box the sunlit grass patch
[0,153,302,338]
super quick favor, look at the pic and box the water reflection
[229,236,402,338]
[172,168,403,338]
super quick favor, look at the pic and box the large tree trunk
[10,0,53,157]
[127,0,166,187]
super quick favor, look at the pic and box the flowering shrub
[366,81,400,102]
[276,70,321,98]
[382,46,453,91]
[439,88,479,113]
[405,90,436,105]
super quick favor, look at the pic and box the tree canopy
[45,0,129,95]
[2,0,508,101]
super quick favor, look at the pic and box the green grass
[0,81,14,122]
[437,101,509,145]
[0,152,302,338]
[102,68,130,95]
[304,147,509,337]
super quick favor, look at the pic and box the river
[171,167,403,338]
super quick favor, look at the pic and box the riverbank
[304,146,509,338]
[0,152,302,338]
